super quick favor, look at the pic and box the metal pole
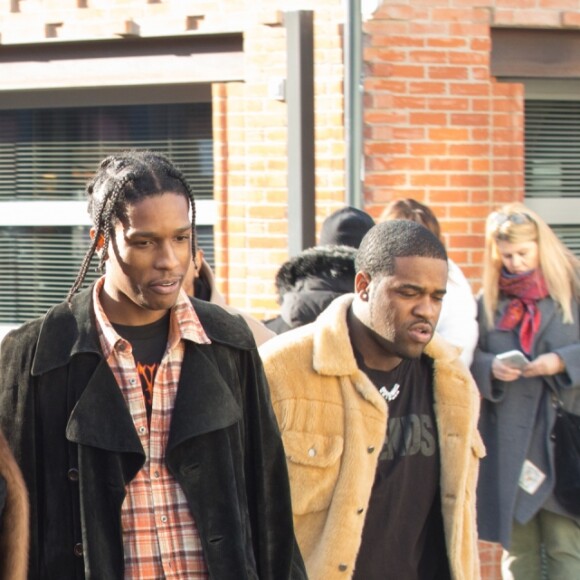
[285,10,316,256]
[344,0,363,208]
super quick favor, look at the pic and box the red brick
[393,96,427,109]
[393,127,427,140]
[429,127,470,141]
[432,7,477,21]
[410,174,448,187]
[472,159,491,172]
[365,78,407,92]
[562,11,580,27]
[449,51,488,65]
[365,110,407,124]
[428,97,469,111]
[472,67,490,81]
[451,113,489,126]
[390,64,426,78]
[372,156,426,171]
[410,143,447,156]
[542,0,579,8]
[444,220,472,235]
[448,234,485,249]
[449,204,492,218]
[370,35,424,48]
[429,66,469,80]
[366,142,408,155]
[370,125,400,139]
[430,190,468,203]
[427,37,467,48]
[472,128,491,141]
[364,47,407,62]
[449,22,489,36]
[368,62,395,77]
[410,112,447,125]
[450,83,490,96]
[409,81,446,94]
[365,173,408,187]
[409,50,448,64]
[494,0,535,7]
[430,158,469,171]
[369,93,397,109]
[409,21,449,35]
[471,37,491,51]
[450,174,490,187]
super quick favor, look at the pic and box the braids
[67,150,197,302]
[165,163,197,258]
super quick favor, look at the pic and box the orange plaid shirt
[93,277,211,579]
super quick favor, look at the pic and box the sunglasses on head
[489,211,534,228]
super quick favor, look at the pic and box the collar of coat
[313,294,475,411]
[31,284,256,377]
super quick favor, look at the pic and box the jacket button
[67,468,79,482]
[73,543,84,557]
[367,445,375,453]
[338,563,348,571]
[357,507,364,514]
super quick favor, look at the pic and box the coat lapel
[167,343,242,452]
[65,359,144,456]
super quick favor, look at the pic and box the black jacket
[0,286,306,580]
[264,245,357,334]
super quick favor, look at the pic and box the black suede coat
[0,286,306,580]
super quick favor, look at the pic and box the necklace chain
[378,359,408,402]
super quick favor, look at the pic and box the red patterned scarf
[497,269,549,355]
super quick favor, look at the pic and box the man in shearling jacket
[260,220,484,580]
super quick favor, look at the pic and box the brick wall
[362,1,530,296]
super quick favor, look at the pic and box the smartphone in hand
[496,350,530,370]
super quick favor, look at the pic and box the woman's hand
[492,357,523,382]
[522,353,565,378]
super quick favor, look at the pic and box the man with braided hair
[0,150,306,580]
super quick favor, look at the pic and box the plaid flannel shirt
[93,277,211,579]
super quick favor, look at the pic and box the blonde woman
[471,203,580,579]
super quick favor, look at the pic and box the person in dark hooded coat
[264,207,374,334]
[264,245,358,334]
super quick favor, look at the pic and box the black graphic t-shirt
[112,313,170,423]
[353,352,451,580]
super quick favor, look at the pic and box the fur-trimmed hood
[274,245,357,297]
[268,245,357,332]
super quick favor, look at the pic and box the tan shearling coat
[260,294,484,580]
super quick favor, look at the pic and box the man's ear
[90,228,105,252]
[355,272,371,299]
[194,248,204,270]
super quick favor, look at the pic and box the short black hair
[67,149,196,301]
[355,220,447,278]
